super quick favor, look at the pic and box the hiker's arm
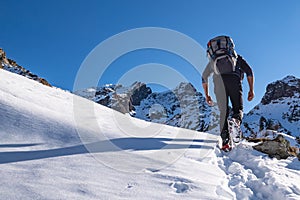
[202,82,213,106]
[202,63,213,106]
[239,55,254,101]
[247,76,254,101]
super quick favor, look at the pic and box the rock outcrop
[75,82,152,114]
[252,135,299,160]
[261,76,300,105]
[0,48,51,87]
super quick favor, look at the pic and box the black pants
[213,74,243,144]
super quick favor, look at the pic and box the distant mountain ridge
[77,76,300,139]
[1,48,298,139]
[0,48,51,87]
[75,82,219,132]
[242,75,300,138]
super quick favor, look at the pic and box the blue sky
[1,0,300,112]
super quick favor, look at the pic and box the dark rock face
[130,82,152,106]
[258,117,288,133]
[76,82,152,114]
[111,94,133,114]
[97,95,110,106]
[111,82,152,113]
[261,76,300,105]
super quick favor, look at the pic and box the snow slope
[0,69,299,199]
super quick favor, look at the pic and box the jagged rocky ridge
[75,82,219,132]
[77,75,300,139]
[2,47,297,138]
[242,75,300,138]
[0,48,51,86]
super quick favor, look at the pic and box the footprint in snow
[145,170,192,193]
[170,181,190,193]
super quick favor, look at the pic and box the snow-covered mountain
[0,48,51,87]
[77,75,300,141]
[242,75,300,139]
[76,82,219,133]
[1,58,300,199]
[134,82,219,132]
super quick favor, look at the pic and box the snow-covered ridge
[243,75,300,138]
[77,75,300,139]
[76,82,220,133]
[261,75,300,105]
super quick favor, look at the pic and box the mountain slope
[0,69,230,199]
[1,68,300,199]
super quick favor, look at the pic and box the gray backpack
[207,36,237,75]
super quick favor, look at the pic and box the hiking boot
[228,118,242,143]
[221,143,232,152]
[221,130,230,145]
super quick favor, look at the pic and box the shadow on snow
[0,137,216,164]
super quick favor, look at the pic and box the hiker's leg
[228,76,243,122]
[214,76,229,144]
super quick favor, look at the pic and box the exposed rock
[0,48,51,87]
[0,48,9,64]
[39,78,51,87]
[261,76,300,105]
[75,82,151,114]
[252,135,298,159]
[111,93,133,114]
[129,82,152,106]
[242,75,300,138]
[76,82,219,132]
[97,95,110,106]
[77,75,300,139]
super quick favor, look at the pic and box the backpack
[207,36,237,75]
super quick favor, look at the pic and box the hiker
[201,36,254,151]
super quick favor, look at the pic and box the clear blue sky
[1,0,300,112]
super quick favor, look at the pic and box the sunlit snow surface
[0,69,299,199]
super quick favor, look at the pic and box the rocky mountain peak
[0,48,9,64]
[243,75,300,138]
[76,81,218,132]
[0,48,51,87]
[261,75,300,105]
[128,82,152,106]
[75,82,152,114]
[77,75,300,138]
[173,82,198,96]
